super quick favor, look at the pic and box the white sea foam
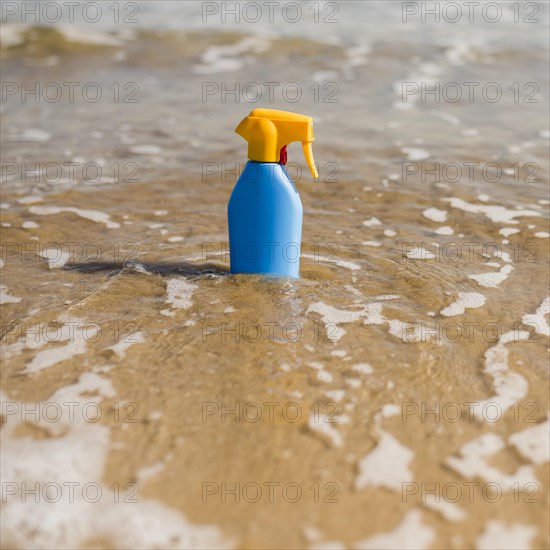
[1,374,232,549]
[471,330,530,418]
[423,208,447,222]
[307,303,365,342]
[508,419,550,466]
[137,462,167,483]
[468,264,513,288]
[423,495,466,522]
[325,390,346,402]
[41,248,70,269]
[447,433,536,488]
[308,301,426,344]
[29,205,120,229]
[353,510,434,550]
[22,221,39,229]
[434,226,454,235]
[379,404,400,419]
[355,431,414,491]
[109,332,145,358]
[406,248,435,260]
[499,228,520,237]
[130,144,162,155]
[193,36,270,74]
[10,128,51,142]
[431,110,461,125]
[402,147,430,161]
[445,41,479,66]
[302,253,361,271]
[308,414,343,448]
[522,297,550,337]
[312,70,339,82]
[317,370,333,383]
[362,217,381,227]
[57,25,124,46]
[476,521,536,550]
[0,285,22,304]
[351,363,373,375]
[25,317,90,374]
[0,23,26,47]
[440,292,486,317]
[162,278,198,314]
[18,195,43,204]
[443,197,541,224]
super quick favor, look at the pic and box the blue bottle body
[228,161,303,277]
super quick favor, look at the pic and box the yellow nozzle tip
[310,165,319,180]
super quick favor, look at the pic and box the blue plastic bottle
[228,109,318,277]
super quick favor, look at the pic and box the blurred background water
[1,2,549,549]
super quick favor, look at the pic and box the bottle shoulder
[229,162,302,212]
[233,162,298,193]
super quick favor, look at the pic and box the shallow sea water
[1,2,549,549]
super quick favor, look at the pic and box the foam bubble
[362,217,381,227]
[308,413,343,448]
[499,228,520,237]
[476,521,536,550]
[41,249,70,269]
[109,332,145,358]
[440,292,486,317]
[355,431,414,491]
[24,317,89,374]
[0,285,22,304]
[468,265,513,288]
[447,433,537,488]
[164,279,198,311]
[522,297,550,337]
[471,330,530,418]
[351,363,373,375]
[406,248,435,260]
[402,147,430,161]
[509,419,550,466]
[353,510,434,550]
[22,221,39,229]
[423,208,447,223]
[423,495,466,522]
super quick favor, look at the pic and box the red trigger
[279,145,287,165]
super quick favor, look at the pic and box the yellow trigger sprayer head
[235,108,318,180]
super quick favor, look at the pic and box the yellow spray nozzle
[235,108,318,180]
